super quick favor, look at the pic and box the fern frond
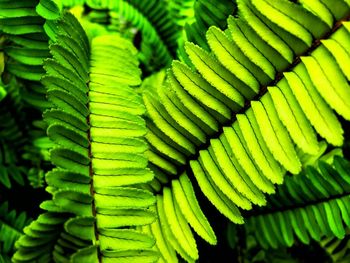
[167,0,195,27]
[0,0,48,82]
[0,76,51,190]
[176,0,236,64]
[0,143,27,188]
[124,0,179,56]
[0,79,26,147]
[0,79,30,188]
[320,230,350,263]
[143,0,350,261]
[13,12,157,262]
[13,212,68,262]
[35,0,180,72]
[0,202,31,256]
[86,0,176,72]
[185,0,236,49]
[22,125,53,188]
[0,0,52,111]
[245,154,350,249]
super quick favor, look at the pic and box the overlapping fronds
[0,0,48,79]
[245,154,350,249]
[124,0,179,56]
[0,11,53,188]
[0,79,26,148]
[0,142,26,188]
[13,12,157,262]
[167,0,195,27]
[0,74,51,191]
[86,0,177,72]
[36,0,180,71]
[0,0,51,110]
[143,0,350,261]
[0,202,31,259]
[320,230,350,263]
[22,122,53,189]
[176,0,236,64]
[184,0,236,49]
[13,212,68,262]
[227,231,315,263]
[0,79,28,188]
[33,0,182,72]
[2,0,350,262]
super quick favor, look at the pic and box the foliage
[244,153,350,248]
[1,0,350,262]
[0,202,31,261]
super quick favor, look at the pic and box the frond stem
[87,86,101,262]
[158,14,350,192]
[243,190,350,218]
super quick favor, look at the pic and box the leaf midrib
[87,80,101,261]
[158,14,350,191]
[243,191,350,218]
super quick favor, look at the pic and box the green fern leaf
[142,0,350,261]
[12,12,157,262]
[320,230,350,263]
[175,0,236,66]
[167,0,195,27]
[85,0,178,72]
[245,154,350,249]
[0,0,52,111]
[0,202,31,255]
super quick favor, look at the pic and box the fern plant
[320,230,350,263]
[12,12,158,262]
[0,202,31,262]
[1,0,350,262]
[244,152,350,248]
[142,0,350,261]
